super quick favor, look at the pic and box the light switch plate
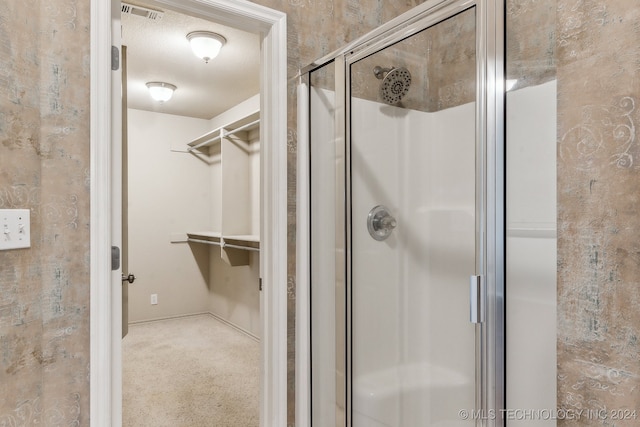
[0,209,31,250]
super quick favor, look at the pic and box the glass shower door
[347,7,478,426]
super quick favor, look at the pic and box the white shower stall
[307,5,480,421]
[301,1,558,426]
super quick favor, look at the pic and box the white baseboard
[127,311,260,342]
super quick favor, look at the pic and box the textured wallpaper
[0,1,90,425]
[351,7,476,112]
[556,0,640,424]
[506,0,556,90]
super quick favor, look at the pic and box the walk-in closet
[120,3,261,425]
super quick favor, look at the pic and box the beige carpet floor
[123,314,259,427]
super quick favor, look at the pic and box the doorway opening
[89,0,287,425]
[121,4,262,424]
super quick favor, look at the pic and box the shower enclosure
[297,0,504,425]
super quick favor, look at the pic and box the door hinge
[111,246,120,271]
[111,46,120,71]
[259,277,263,291]
[470,275,485,323]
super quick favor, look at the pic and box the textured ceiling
[121,3,260,119]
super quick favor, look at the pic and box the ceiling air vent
[121,2,164,21]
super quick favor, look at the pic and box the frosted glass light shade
[187,31,226,63]
[146,82,176,102]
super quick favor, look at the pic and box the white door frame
[89,0,288,426]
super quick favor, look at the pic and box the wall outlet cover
[0,209,31,251]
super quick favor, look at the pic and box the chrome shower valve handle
[367,205,397,241]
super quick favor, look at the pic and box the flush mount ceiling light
[187,31,226,63]
[146,82,177,102]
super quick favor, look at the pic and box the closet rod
[223,243,260,252]
[188,118,260,152]
[187,238,222,246]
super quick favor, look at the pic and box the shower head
[373,66,412,105]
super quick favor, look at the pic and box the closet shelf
[187,111,260,152]
[187,232,260,251]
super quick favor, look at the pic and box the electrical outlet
[150,294,158,305]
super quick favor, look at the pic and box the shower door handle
[469,275,485,323]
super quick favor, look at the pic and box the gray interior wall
[126,108,212,323]
[0,1,91,423]
[556,0,640,417]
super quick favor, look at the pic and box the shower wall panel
[350,96,475,426]
[310,85,341,426]
[506,80,557,426]
[505,1,559,425]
